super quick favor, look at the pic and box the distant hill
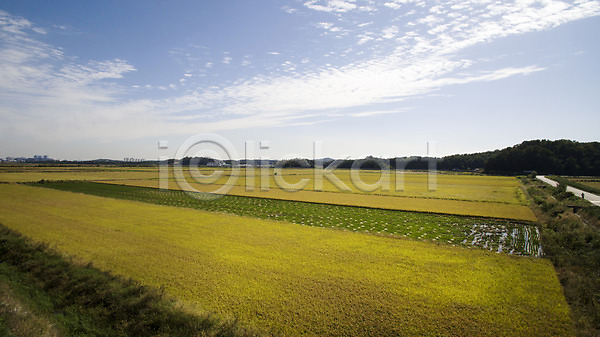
[5,139,597,175]
[438,151,499,172]
[386,139,600,175]
[483,139,600,175]
[175,140,600,175]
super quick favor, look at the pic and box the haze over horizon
[1,1,599,161]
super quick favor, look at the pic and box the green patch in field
[35,181,542,256]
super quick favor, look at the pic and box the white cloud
[383,0,424,10]
[356,32,375,44]
[303,0,357,13]
[32,27,47,34]
[60,59,136,83]
[0,10,34,35]
[316,22,335,30]
[417,14,444,26]
[358,5,377,12]
[429,5,445,14]
[382,26,399,39]
[281,6,298,14]
[383,2,402,10]
[1,2,600,143]
[428,24,448,35]
[430,65,546,87]
[0,13,135,111]
[139,0,599,134]
[350,109,405,117]
[316,21,347,36]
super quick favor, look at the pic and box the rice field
[37,181,542,256]
[0,166,527,203]
[0,166,536,221]
[102,177,536,221]
[177,168,527,204]
[0,183,573,336]
[0,165,157,182]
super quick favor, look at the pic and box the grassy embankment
[0,183,573,336]
[548,175,600,195]
[0,224,256,337]
[523,176,600,336]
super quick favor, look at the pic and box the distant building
[123,157,145,163]
[30,155,53,162]
[0,155,55,162]
[207,160,225,167]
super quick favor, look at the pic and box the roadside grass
[35,181,541,256]
[0,183,573,336]
[0,274,63,337]
[522,177,600,336]
[549,175,600,196]
[0,224,257,337]
[574,179,600,191]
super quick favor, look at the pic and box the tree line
[484,139,600,175]
[278,140,600,175]
[165,139,600,176]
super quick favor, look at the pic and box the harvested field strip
[0,184,573,336]
[36,181,541,256]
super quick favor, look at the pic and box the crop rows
[35,181,542,256]
[1,183,571,336]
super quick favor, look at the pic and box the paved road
[537,175,600,206]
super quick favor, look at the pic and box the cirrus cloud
[1,1,599,144]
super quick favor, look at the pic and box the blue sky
[1,0,599,160]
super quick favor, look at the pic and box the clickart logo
[158,133,437,200]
